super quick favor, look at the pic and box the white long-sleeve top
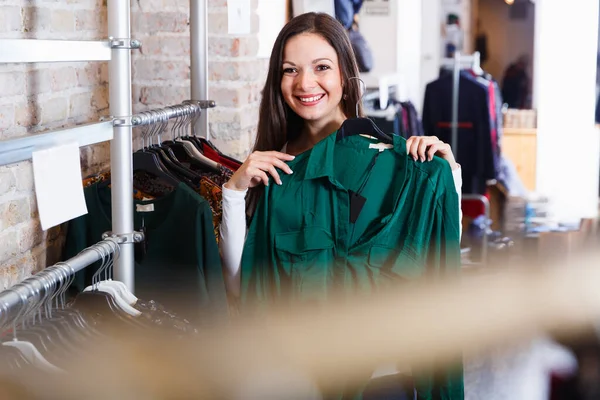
[219,166,463,298]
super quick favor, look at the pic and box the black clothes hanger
[336,77,394,144]
[133,150,181,187]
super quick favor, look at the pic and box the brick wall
[131,0,268,160]
[0,1,269,286]
[0,0,109,288]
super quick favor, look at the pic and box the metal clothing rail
[440,51,481,154]
[0,39,112,63]
[0,238,121,328]
[130,100,216,128]
[0,122,113,166]
[0,0,213,295]
[190,0,210,141]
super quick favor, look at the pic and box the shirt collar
[303,132,408,181]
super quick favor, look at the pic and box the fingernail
[413,156,417,161]
[289,170,294,174]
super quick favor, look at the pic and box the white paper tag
[136,204,154,213]
[227,0,251,34]
[32,142,87,231]
[368,142,394,152]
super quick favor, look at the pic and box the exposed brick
[75,9,103,31]
[0,231,19,264]
[23,7,53,34]
[40,97,68,124]
[0,6,23,33]
[0,104,16,132]
[7,197,31,226]
[51,10,75,32]
[14,162,34,193]
[133,12,188,35]
[138,85,188,106]
[18,220,45,253]
[141,36,190,57]
[0,168,16,196]
[99,63,109,84]
[91,86,109,111]
[209,59,268,81]
[69,92,93,119]
[26,68,53,95]
[76,64,99,87]
[15,99,41,127]
[134,60,189,81]
[207,12,228,34]
[29,195,38,219]
[209,36,259,58]
[52,67,78,91]
[0,72,26,97]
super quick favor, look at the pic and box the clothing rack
[130,100,216,128]
[0,238,121,328]
[0,0,214,294]
[440,52,481,153]
[362,73,405,110]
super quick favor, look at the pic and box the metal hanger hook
[347,77,366,118]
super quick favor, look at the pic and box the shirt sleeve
[219,185,248,298]
[452,166,463,239]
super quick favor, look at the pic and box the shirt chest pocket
[274,227,335,298]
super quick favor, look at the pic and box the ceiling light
[505,0,514,4]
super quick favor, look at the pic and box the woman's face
[280,33,344,127]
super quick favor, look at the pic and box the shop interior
[0,0,599,398]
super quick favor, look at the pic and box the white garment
[219,164,463,298]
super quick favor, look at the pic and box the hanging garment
[422,71,496,195]
[63,182,228,325]
[240,132,463,399]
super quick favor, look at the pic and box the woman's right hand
[224,151,295,191]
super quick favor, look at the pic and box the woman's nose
[296,70,317,91]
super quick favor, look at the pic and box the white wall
[421,0,442,112]
[358,0,424,109]
[477,0,535,85]
[533,0,599,221]
[257,0,288,58]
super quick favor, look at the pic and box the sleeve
[452,166,463,240]
[197,201,229,320]
[415,169,464,399]
[219,185,248,298]
[239,186,275,312]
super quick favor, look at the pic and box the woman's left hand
[406,136,460,171]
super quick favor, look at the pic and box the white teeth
[298,94,324,103]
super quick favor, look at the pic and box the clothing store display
[219,145,464,299]
[366,99,424,139]
[240,132,463,399]
[422,70,498,194]
[63,182,228,324]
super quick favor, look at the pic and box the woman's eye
[316,64,331,72]
[283,68,297,74]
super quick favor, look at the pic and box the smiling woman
[218,12,465,399]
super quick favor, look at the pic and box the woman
[220,13,463,300]
[219,12,464,399]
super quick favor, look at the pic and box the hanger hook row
[347,76,366,118]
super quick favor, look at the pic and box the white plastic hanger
[83,245,141,317]
[1,289,65,373]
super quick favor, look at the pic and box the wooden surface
[502,127,537,191]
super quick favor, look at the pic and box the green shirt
[241,133,462,399]
[63,182,228,325]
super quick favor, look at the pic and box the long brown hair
[247,12,364,215]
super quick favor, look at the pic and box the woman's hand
[406,136,459,171]
[224,151,295,191]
